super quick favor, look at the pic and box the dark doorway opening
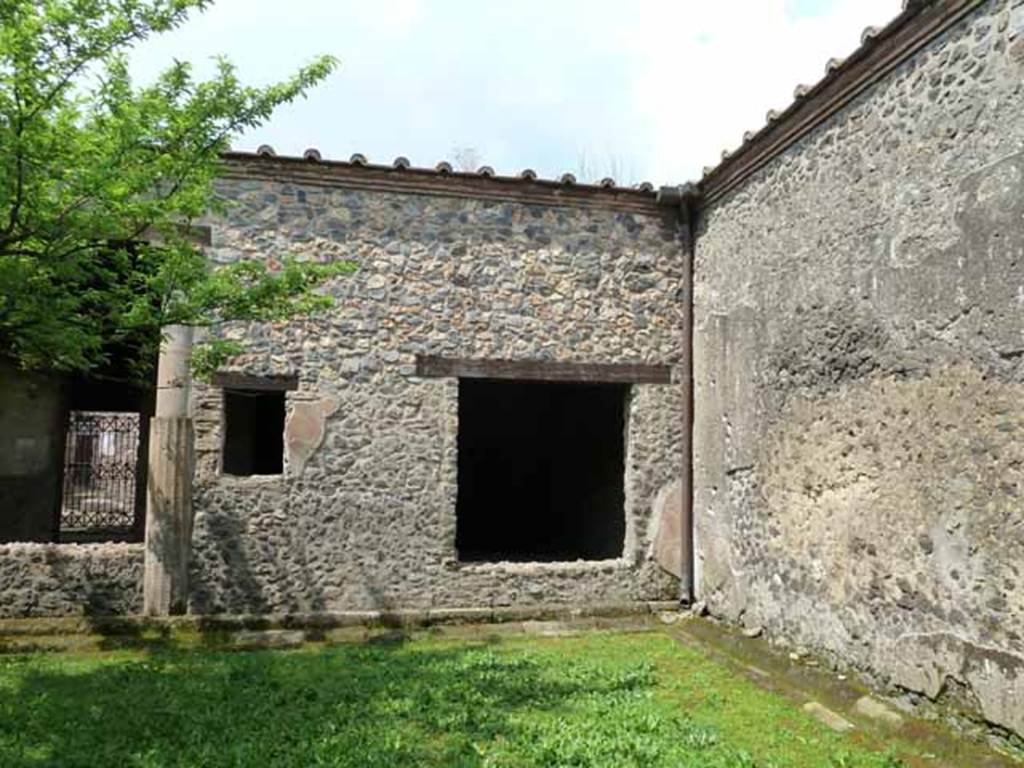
[56,375,155,543]
[223,390,285,476]
[456,378,628,562]
[60,411,142,541]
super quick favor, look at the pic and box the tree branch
[3,80,26,241]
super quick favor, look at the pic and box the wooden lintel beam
[415,356,673,385]
[210,372,298,391]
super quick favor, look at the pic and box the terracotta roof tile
[861,26,882,44]
[824,56,846,74]
[697,0,979,203]
[222,151,660,205]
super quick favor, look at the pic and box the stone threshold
[0,600,681,642]
[670,619,1022,768]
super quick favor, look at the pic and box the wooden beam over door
[414,356,672,385]
[210,372,299,391]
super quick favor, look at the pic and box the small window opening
[223,389,285,476]
[456,378,627,562]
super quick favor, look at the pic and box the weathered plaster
[0,362,66,544]
[651,479,683,578]
[694,0,1024,737]
[284,395,341,476]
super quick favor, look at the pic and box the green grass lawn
[0,631,911,767]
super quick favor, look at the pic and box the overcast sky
[130,0,903,186]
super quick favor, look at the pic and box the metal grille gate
[60,411,141,533]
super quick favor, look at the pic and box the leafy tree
[0,0,350,379]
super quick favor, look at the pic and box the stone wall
[189,172,685,615]
[0,544,143,618]
[694,0,1024,738]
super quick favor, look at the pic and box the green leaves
[0,0,339,377]
[166,255,356,378]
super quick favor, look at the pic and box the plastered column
[143,325,195,615]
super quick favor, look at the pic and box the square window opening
[456,378,628,562]
[222,389,285,476]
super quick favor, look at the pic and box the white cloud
[128,0,904,184]
[345,0,423,39]
[610,0,902,181]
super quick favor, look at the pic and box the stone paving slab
[670,618,1021,768]
[0,602,673,653]
[803,701,855,733]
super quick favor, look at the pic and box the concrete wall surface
[189,179,685,614]
[694,0,1024,738]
